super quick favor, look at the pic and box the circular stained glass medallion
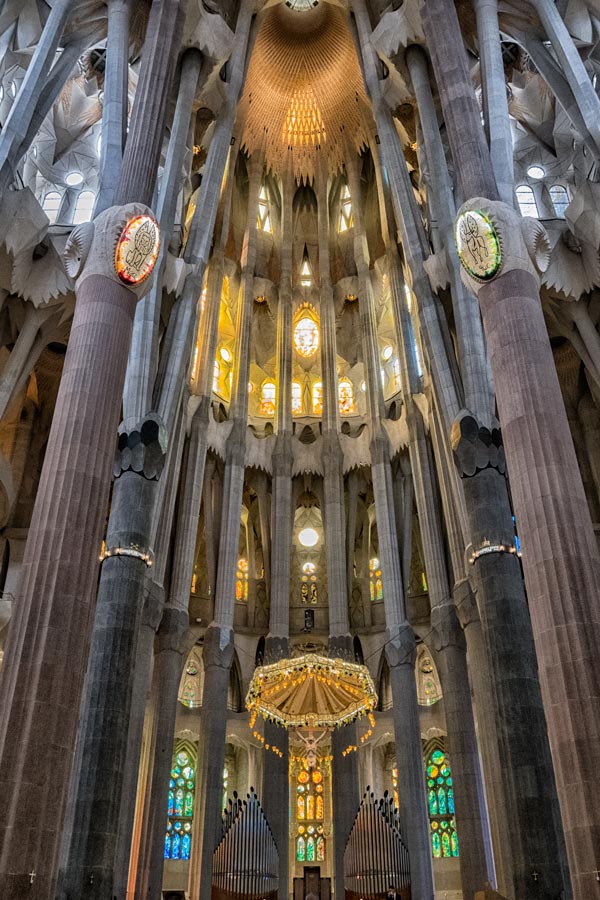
[115,214,160,286]
[455,210,502,282]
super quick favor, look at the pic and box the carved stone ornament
[455,198,552,295]
[115,213,160,285]
[69,202,160,299]
[63,221,94,279]
[454,209,503,282]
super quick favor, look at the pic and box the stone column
[315,161,359,900]
[192,152,263,900]
[345,152,434,900]
[95,0,133,214]
[472,0,515,205]
[421,2,599,896]
[261,160,294,900]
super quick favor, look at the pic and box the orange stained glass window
[260,381,276,416]
[312,381,323,416]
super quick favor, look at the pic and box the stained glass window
[260,381,276,416]
[165,744,196,859]
[312,381,323,416]
[550,184,569,218]
[338,184,353,232]
[294,316,319,358]
[338,379,355,415]
[416,644,442,706]
[292,380,303,415]
[236,559,248,602]
[425,745,458,859]
[258,185,272,233]
[516,185,539,218]
[295,758,326,863]
[392,358,402,392]
[369,558,383,601]
[213,360,221,394]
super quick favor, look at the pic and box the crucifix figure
[297,728,328,769]
[531,870,539,883]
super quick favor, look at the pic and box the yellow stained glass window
[260,381,276,416]
[338,379,355,415]
[312,381,323,416]
[294,317,319,357]
[236,558,248,602]
[213,360,220,394]
[292,380,303,415]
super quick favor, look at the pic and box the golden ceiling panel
[240,1,371,180]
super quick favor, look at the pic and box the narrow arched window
[312,381,323,416]
[516,185,539,218]
[338,378,355,415]
[549,184,569,218]
[260,381,276,416]
[42,191,63,224]
[338,183,353,232]
[292,380,303,415]
[165,743,196,860]
[425,743,459,859]
[257,185,272,233]
[73,190,96,224]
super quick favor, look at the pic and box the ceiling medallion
[115,214,160,285]
[455,209,502,282]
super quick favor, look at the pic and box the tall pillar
[192,151,263,900]
[95,0,132,214]
[315,161,360,900]
[472,0,515,205]
[262,159,295,900]
[345,152,434,900]
[372,141,490,897]
[420,2,599,896]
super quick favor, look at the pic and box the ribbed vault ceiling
[240,1,371,180]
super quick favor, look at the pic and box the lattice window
[294,315,319,357]
[516,185,539,218]
[292,380,303,415]
[549,184,569,218]
[42,191,63,224]
[312,381,323,416]
[73,190,95,224]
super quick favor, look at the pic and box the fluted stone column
[345,152,434,900]
[192,152,263,900]
[420,2,598,896]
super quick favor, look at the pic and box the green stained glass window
[165,742,196,859]
[425,744,459,860]
[306,837,315,862]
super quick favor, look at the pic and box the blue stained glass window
[437,787,447,815]
[428,789,438,815]
[306,837,315,861]
[451,829,459,857]
[441,832,451,857]
[165,743,196,859]
[172,833,181,860]
[297,837,306,861]
[448,788,454,814]
[432,832,441,858]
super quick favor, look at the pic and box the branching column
[420,1,600,896]
[0,3,190,896]
[345,152,434,900]
[262,161,295,900]
[193,152,263,900]
[316,161,359,900]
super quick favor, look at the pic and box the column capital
[430,602,465,652]
[64,203,160,297]
[451,409,506,479]
[202,621,235,670]
[155,605,192,655]
[453,578,480,629]
[142,577,165,630]
[455,198,551,295]
[385,622,417,668]
[114,413,168,480]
